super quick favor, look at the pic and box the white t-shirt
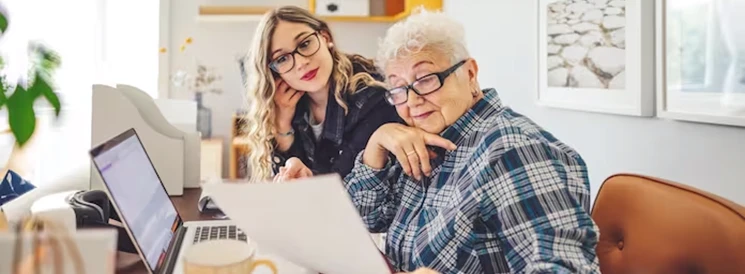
[309,113,324,141]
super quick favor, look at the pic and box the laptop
[89,128,241,274]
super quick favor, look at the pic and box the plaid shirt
[344,89,600,274]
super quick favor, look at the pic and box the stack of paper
[202,174,391,274]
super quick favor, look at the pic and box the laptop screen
[90,129,180,271]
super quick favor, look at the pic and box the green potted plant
[0,8,62,147]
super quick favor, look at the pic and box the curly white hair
[376,7,471,73]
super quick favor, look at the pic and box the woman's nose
[294,53,312,71]
[406,89,425,108]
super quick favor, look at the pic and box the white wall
[166,0,745,204]
[167,0,390,177]
[445,0,745,204]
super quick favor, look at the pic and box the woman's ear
[320,31,334,48]
[466,58,479,83]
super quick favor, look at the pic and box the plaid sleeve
[479,142,601,274]
[343,150,402,233]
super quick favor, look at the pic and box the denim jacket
[271,60,403,177]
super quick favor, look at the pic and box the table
[116,188,217,274]
[114,189,319,274]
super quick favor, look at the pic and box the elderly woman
[277,9,600,274]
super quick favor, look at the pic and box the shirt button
[273,156,281,164]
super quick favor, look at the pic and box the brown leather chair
[591,174,745,274]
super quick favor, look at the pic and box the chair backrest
[591,174,745,274]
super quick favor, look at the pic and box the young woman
[242,6,401,183]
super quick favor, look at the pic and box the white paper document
[202,174,392,274]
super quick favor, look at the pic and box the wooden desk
[116,188,217,274]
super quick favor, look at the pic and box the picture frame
[537,0,655,117]
[656,0,745,127]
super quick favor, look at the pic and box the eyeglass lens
[386,74,442,105]
[270,33,321,74]
[384,60,466,106]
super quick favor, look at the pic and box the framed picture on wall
[656,0,745,127]
[537,0,655,117]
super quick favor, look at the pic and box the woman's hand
[273,157,313,183]
[396,268,440,274]
[363,123,457,180]
[273,79,304,131]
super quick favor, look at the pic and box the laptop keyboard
[192,225,247,244]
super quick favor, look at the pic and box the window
[0,0,161,187]
[101,0,161,96]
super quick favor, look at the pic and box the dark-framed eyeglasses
[269,32,322,74]
[384,60,467,106]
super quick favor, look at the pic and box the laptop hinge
[159,225,187,274]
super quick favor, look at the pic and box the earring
[328,42,334,48]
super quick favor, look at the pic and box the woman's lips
[412,111,433,120]
[301,68,319,81]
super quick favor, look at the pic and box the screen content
[92,135,179,270]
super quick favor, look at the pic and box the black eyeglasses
[269,32,322,74]
[384,60,467,106]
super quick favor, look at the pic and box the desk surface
[116,188,217,274]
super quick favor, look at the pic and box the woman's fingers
[404,144,422,180]
[375,124,458,180]
[279,157,313,181]
[289,90,305,104]
[275,80,286,94]
[405,140,434,180]
[275,79,304,107]
[413,141,432,177]
[422,132,457,151]
[273,167,287,183]
[275,80,293,98]
[285,163,304,178]
[299,167,313,178]
[391,146,413,178]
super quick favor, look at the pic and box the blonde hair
[242,6,383,183]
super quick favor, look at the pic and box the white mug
[182,240,277,274]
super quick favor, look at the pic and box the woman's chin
[299,79,329,93]
[413,121,445,135]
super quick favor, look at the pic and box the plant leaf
[7,85,36,146]
[0,11,7,34]
[0,74,6,107]
[30,42,61,74]
[28,74,61,115]
[0,56,6,107]
[27,75,41,99]
[0,87,6,108]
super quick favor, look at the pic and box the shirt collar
[291,81,346,146]
[321,87,345,145]
[430,88,503,158]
